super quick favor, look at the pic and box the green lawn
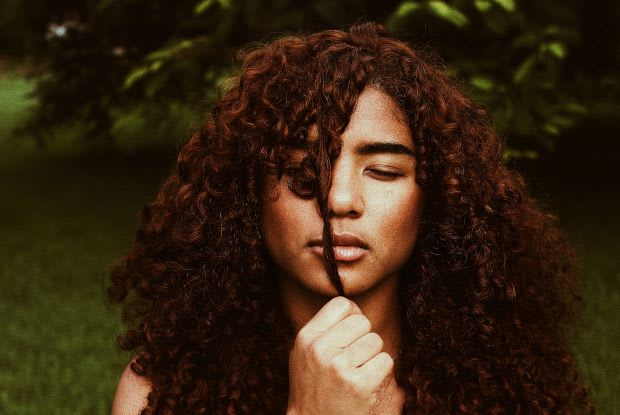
[554,190,620,415]
[0,73,172,414]
[0,73,618,414]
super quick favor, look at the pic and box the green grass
[0,73,618,414]
[555,191,620,414]
[0,72,173,414]
[0,155,170,414]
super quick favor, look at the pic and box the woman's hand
[286,296,396,415]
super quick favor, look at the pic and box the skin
[261,87,426,414]
[111,87,425,414]
[111,357,151,415]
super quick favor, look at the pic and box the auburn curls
[109,22,594,414]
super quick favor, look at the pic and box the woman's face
[260,87,425,298]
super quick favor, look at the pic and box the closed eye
[365,168,402,179]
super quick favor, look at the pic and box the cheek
[260,186,318,253]
[376,184,424,249]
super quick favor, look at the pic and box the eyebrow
[354,141,415,158]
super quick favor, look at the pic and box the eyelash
[366,168,402,178]
[283,166,402,179]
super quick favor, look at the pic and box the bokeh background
[0,1,618,414]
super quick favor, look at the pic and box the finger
[298,296,362,341]
[318,314,372,349]
[336,332,383,368]
[355,352,394,392]
[312,314,372,356]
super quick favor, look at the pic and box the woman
[109,22,594,414]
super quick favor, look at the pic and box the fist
[286,297,397,415]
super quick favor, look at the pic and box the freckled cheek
[375,186,424,244]
[263,194,319,251]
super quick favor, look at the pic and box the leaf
[492,0,516,12]
[146,39,195,62]
[474,0,492,12]
[443,66,460,79]
[545,41,566,59]
[194,0,215,15]
[542,122,560,135]
[543,25,580,44]
[562,101,588,115]
[470,75,495,91]
[548,114,575,128]
[149,60,163,71]
[513,55,535,84]
[146,49,173,61]
[543,25,563,36]
[426,1,469,28]
[194,0,230,14]
[123,67,150,90]
[502,148,539,161]
[394,1,422,19]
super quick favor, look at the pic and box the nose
[327,159,363,218]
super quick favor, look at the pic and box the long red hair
[109,22,594,414]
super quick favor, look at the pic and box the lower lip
[310,246,368,262]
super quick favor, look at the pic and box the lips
[308,233,369,262]
[308,233,369,249]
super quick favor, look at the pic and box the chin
[339,283,376,299]
[284,271,340,299]
[307,269,371,298]
[285,262,395,299]
[340,268,398,298]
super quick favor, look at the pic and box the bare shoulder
[111,357,152,415]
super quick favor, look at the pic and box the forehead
[343,87,410,144]
[304,87,412,149]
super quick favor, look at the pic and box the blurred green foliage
[0,0,618,158]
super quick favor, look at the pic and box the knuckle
[295,329,311,348]
[327,356,347,379]
[308,339,326,361]
[330,353,348,371]
[331,296,354,313]
[328,366,342,382]
[361,316,372,332]
[350,314,371,332]
[378,352,394,370]
[367,332,383,349]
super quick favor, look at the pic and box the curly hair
[109,22,594,414]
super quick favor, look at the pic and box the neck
[278,273,402,359]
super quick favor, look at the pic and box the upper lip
[308,233,369,249]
